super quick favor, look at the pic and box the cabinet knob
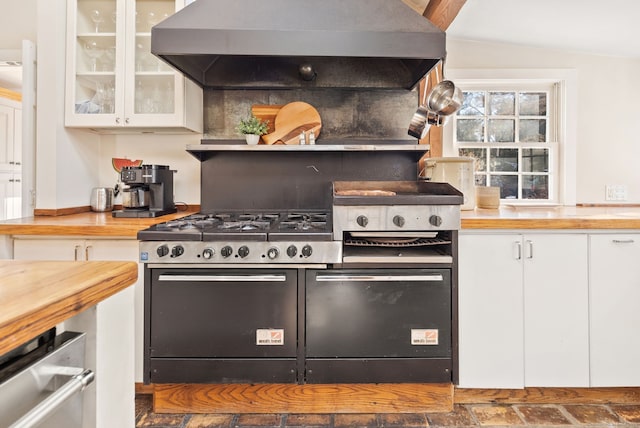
[125,117,130,124]
[115,117,121,124]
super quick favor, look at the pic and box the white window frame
[443,69,577,206]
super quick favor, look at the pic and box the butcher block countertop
[461,205,640,229]
[0,206,638,236]
[0,260,138,355]
[0,209,197,237]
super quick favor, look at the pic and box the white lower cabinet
[589,234,640,386]
[458,232,589,388]
[12,237,143,426]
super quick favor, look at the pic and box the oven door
[305,268,452,383]
[146,268,297,383]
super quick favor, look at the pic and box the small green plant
[236,115,269,135]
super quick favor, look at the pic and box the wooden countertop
[462,205,640,229]
[0,206,639,237]
[0,209,196,237]
[0,260,138,355]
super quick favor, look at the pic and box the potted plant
[236,115,269,145]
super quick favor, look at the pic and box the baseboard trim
[455,387,640,404]
[136,383,640,414]
[151,383,453,414]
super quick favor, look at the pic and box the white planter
[245,134,260,145]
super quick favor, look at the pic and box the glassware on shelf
[89,9,104,33]
[84,41,104,72]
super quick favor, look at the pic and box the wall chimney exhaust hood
[151,0,446,90]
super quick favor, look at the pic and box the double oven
[138,145,462,385]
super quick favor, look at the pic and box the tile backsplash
[203,88,419,141]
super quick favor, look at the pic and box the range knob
[301,245,313,258]
[220,246,233,258]
[286,245,298,258]
[157,244,169,257]
[393,215,405,227]
[170,245,184,258]
[202,248,215,259]
[267,247,280,260]
[356,215,369,228]
[237,246,250,258]
[429,215,443,227]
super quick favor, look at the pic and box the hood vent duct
[151,0,446,90]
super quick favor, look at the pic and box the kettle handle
[114,183,120,197]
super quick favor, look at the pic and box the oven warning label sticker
[256,329,285,346]
[411,329,439,345]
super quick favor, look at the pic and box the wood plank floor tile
[426,405,474,426]
[562,404,620,424]
[610,404,640,423]
[379,413,429,427]
[185,414,235,428]
[285,414,333,427]
[515,405,571,425]
[469,404,523,426]
[334,413,379,427]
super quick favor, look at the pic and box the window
[453,83,559,203]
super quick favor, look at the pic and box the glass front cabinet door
[65,0,202,132]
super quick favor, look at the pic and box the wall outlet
[605,184,628,201]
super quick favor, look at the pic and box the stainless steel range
[138,146,463,385]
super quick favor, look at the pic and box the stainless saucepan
[407,59,462,139]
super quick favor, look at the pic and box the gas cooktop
[137,211,332,242]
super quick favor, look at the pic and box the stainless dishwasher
[0,330,94,428]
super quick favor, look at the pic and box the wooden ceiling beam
[423,0,467,31]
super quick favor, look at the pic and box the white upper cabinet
[65,0,202,133]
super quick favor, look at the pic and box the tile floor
[135,394,640,427]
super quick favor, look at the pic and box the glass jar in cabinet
[65,0,202,133]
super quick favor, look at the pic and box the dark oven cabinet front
[145,268,297,384]
[305,268,452,383]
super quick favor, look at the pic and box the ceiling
[446,0,640,58]
[2,0,639,92]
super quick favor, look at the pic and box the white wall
[26,4,640,209]
[447,38,640,204]
[99,134,201,205]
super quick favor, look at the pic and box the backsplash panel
[203,89,418,141]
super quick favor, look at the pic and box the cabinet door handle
[74,245,82,261]
[613,239,635,244]
[125,117,130,124]
[15,162,21,165]
[526,240,533,259]
[514,241,522,260]
[115,117,121,124]
[85,245,92,260]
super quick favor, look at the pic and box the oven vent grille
[344,237,452,248]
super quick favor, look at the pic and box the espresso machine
[112,164,177,218]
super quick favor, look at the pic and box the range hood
[151,0,446,90]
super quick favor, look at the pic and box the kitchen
[2,0,640,427]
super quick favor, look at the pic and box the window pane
[490,148,518,172]
[459,91,485,116]
[459,148,487,172]
[520,119,547,142]
[520,92,547,116]
[490,175,518,199]
[457,119,484,142]
[488,92,515,115]
[523,175,549,199]
[488,119,514,142]
[522,148,549,172]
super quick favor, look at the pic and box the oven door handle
[315,274,443,282]
[157,274,288,282]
